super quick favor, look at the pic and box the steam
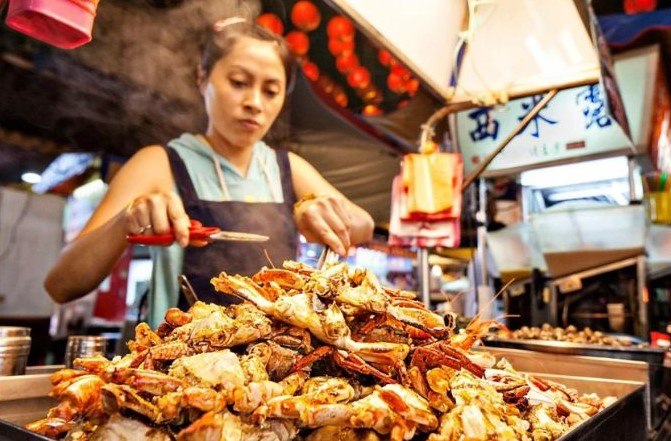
[69,0,261,107]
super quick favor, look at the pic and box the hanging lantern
[405,77,419,96]
[291,1,321,32]
[327,16,355,40]
[256,13,284,35]
[285,31,310,57]
[362,104,383,116]
[328,37,354,56]
[317,75,335,94]
[387,71,406,94]
[332,85,348,107]
[358,84,383,105]
[391,64,411,81]
[301,60,320,81]
[335,52,359,73]
[347,66,371,89]
[397,99,410,110]
[377,49,395,67]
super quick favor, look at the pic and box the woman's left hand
[294,195,352,256]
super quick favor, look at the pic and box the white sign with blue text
[456,46,658,176]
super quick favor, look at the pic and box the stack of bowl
[64,335,107,368]
[0,327,31,376]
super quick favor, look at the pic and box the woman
[44,17,374,327]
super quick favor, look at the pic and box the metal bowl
[64,335,107,368]
[0,327,30,338]
[0,335,31,376]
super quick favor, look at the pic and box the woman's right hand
[125,192,193,247]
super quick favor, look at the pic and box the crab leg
[212,273,409,365]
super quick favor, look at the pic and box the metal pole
[463,89,559,190]
[417,248,431,308]
[627,157,643,202]
[475,177,492,318]
[477,178,488,288]
[636,255,648,338]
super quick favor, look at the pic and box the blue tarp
[598,8,671,46]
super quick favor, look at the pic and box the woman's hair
[200,18,294,90]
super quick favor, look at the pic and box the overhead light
[520,156,629,189]
[21,172,41,184]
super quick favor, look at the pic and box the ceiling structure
[0,0,669,220]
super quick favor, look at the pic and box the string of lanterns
[256,1,419,116]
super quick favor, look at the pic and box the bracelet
[293,193,319,213]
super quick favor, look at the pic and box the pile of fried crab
[27,261,616,441]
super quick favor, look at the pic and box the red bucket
[5,0,99,49]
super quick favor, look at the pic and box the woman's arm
[288,152,374,255]
[44,146,189,303]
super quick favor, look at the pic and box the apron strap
[276,149,296,207]
[164,146,199,205]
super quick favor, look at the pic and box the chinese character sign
[518,94,558,138]
[456,76,639,176]
[467,107,499,142]
[576,84,612,130]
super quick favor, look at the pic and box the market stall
[0,0,668,440]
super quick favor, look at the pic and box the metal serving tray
[480,346,649,440]
[484,337,668,431]
[0,355,647,441]
[0,365,60,428]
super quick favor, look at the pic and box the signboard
[456,45,659,176]
[329,0,600,106]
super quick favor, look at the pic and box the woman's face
[201,36,286,150]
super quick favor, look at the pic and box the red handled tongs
[127,219,269,246]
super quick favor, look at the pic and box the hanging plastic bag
[389,175,461,248]
[6,0,100,49]
[400,152,463,222]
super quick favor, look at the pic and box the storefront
[0,0,669,439]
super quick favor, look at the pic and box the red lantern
[317,76,335,94]
[362,104,383,116]
[335,52,359,73]
[291,1,321,32]
[332,85,348,107]
[256,13,284,35]
[328,38,354,56]
[347,66,370,89]
[327,16,355,40]
[387,72,406,94]
[285,31,310,57]
[624,0,657,14]
[397,99,410,110]
[405,77,419,96]
[378,49,394,67]
[301,60,320,81]
[358,84,383,105]
[391,64,411,81]
[334,93,348,107]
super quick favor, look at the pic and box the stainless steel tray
[0,366,60,429]
[481,346,649,440]
[484,338,669,431]
[0,356,648,441]
[0,420,52,441]
[483,337,665,361]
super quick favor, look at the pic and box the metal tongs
[128,219,269,246]
[316,246,340,270]
[178,275,199,306]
